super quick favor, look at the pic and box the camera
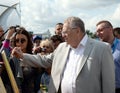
[9,25,20,32]
[33,47,46,54]
[14,25,20,32]
[41,47,46,52]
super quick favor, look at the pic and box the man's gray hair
[64,16,85,33]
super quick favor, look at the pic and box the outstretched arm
[12,47,52,68]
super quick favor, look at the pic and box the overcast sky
[20,0,120,34]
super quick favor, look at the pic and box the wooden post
[0,76,6,93]
[1,50,20,93]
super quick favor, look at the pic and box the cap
[33,35,42,42]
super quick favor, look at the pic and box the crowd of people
[0,16,120,93]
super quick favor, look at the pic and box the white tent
[0,0,20,31]
[0,0,53,36]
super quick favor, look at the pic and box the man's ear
[77,27,81,33]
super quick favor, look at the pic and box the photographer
[36,39,54,93]
[0,26,18,93]
[32,35,42,54]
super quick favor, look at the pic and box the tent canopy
[0,0,20,31]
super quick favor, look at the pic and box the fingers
[11,47,23,59]
[11,47,18,57]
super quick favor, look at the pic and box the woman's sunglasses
[15,38,26,44]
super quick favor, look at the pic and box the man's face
[55,24,63,36]
[96,23,111,42]
[62,23,78,46]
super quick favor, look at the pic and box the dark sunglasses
[15,38,26,44]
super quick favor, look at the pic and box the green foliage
[86,30,98,39]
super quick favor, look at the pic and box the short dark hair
[96,20,113,28]
[56,23,63,26]
[50,35,64,43]
[113,27,120,34]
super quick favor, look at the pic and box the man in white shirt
[12,16,115,93]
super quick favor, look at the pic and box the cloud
[20,0,120,34]
[111,4,120,28]
[55,0,120,10]
[112,4,120,20]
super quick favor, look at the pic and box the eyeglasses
[62,27,77,35]
[15,38,26,44]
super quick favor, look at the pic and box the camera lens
[41,48,46,52]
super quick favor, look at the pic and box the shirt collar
[71,34,88,50]
[80,34,88,47]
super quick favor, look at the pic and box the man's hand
[11,47,23,59]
